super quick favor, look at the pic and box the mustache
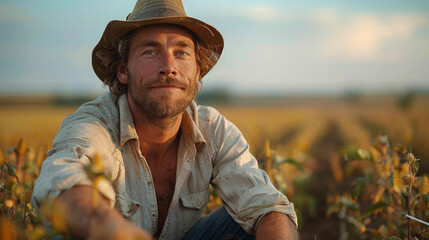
[142,77,188,89]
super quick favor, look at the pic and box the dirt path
[300,120,345,240]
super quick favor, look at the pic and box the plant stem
[264,140,273,182]
[407,162,415,240]
[339,205,348,240]
[23,203,27,225]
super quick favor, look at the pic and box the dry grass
[0,105,77,151]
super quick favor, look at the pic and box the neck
[135,115,182,158]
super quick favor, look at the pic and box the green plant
[328,135,429,239]
[0,138,55,239]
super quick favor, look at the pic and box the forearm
[255,211,299,240]
[52,185,124,238]
[52,185,153,240]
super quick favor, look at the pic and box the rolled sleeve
[32,114,118,211]
[210,112,298,234]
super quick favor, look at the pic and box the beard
[127,70,198,121]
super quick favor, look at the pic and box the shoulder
[57,92,120,143]
[63,92,119,126]
[195,104,242,139]
[196,104,223,123]
[68,92,118,121]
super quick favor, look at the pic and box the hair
[95,27,220,96]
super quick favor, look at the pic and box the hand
[88,217,153,240]
[52,186,153,240]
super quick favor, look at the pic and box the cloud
[242,6,280,23]
[310,8,339,25]
[240,6,299,23]
[0,4,30,23]
[310,9,429,61]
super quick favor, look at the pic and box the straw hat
[92,0,224,82]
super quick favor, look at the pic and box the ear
[117,61,128,84]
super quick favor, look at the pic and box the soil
[300,120,345,240]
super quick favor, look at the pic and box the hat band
[128,8,186,20]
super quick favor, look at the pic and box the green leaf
[357,148,371,160]
[352,177,370,197]
[340,146,374,162]
[340,146,360,161]
[326,202,341,216]
[423,194,429,202]
[278,186,286,195]
[6,162,17,176]
[28,211,42,225]
[378,135,390,145]
[343,200,359,210]
[387,173,394,188]
[364,200,388,216]
[413,162,419,174]
[273,156,281,168]
[345,216,365,232]
[401,195,407,210]
[83,165,96,180]
[278,158,304,172]
[387,236,401,240]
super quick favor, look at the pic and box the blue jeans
[182,207,255,240]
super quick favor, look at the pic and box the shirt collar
[118,94,138,147]
[118,95,206,149]
[183,101,206,150]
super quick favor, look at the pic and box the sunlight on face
[122,24,200,120]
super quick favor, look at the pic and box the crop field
[0,95,428,239]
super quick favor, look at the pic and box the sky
[1,0,429,96]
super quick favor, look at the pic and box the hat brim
[92,16,224,82]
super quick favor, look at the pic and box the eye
[176,51,190,56]
[142,50,157,55]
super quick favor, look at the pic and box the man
[32,0,298,239]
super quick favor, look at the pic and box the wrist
[88,207,126,237]
[91,204,125,226]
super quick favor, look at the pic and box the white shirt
[32,92,297,240]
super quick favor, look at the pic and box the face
[117,24,200,120]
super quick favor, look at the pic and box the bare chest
[145,150,178,236]
[147,157,177,201]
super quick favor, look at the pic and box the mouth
[150,85,185,89]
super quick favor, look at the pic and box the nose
[159,52,177,77]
